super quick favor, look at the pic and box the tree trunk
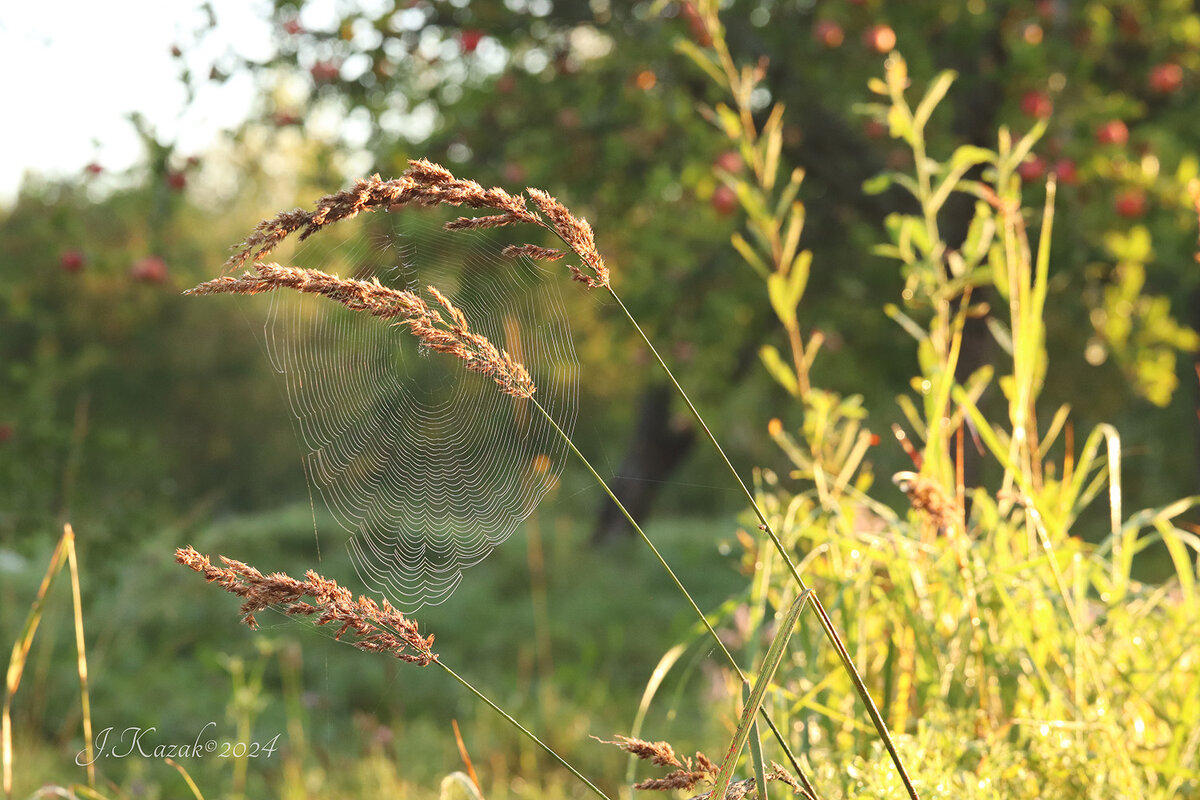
[590,382,696,544]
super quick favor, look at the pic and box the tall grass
[9,12,1200,800]
[681,32,1200,796]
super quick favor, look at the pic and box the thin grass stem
[434,660,613,800]
[64,525,95,790]
[529,397,820,799]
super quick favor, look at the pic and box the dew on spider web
[247,205,579,611]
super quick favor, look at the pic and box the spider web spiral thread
[255,209,578,611]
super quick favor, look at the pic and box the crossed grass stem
[528,218,919,800]
[602,290,920,800]
[194,159,914,797]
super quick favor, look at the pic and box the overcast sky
[0,0,275,205]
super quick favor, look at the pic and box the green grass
[4,503,747,799]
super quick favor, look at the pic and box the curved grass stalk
[434,661,614,800]
[529,397,820,800]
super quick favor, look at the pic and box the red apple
[634,69,657,90]
[1018,155,1046,183]
[557,108,580,129]
[459,29,484,53]
[813,20,844,49]
[59,249,86,272]
[1096,119,1129,146]
[130,256,168,283]
[862,24,897,54]
[714,150,743,174]
[863,119,887,139]
[1052,159,1078,185]
[680,2,712,46]
[1149,63,1183,94]
[503,162,526,184]
[310,60,340,83]
[711,184,737,216]
[1118,9,1141,38]
[1114,188,1147,218]
[1020,90,1053,119]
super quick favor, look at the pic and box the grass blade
[3,526,74,800]
[65,525,95,790]
[710,591,809,800]
[743,682,769,800]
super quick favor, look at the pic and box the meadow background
[4,1,1200,798]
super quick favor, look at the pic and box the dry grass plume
[175,546,436,665]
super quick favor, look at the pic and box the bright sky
[0,0,274,206]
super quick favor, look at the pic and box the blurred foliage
[6,0,1200,540]
[232,0,1200,501]
[717,38,1200,797]
[0,127,361,542]
[3,509,743,799]
[6,0,1200,796]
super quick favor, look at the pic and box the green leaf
[986,317,1013,355]
[960,202,996,268]
[913,70,957,131]
[1177,155,1199,184]
[887,104,914,145]
[773,168,805,219]
[885,303,929,342]
[863,173,895,195]
[767,272,795,326]
[675,38,726,86]
[779,202,805,270]
[789,250,811,307]
[929,153,992,216]
[708,592,809,800]
[762,104,785,191]
[1103,225,1154,263]
[949,145,996,172]
[731,232,770,279]
[766,252,810,328]
[743,682,769,800]
[715,103,743,140]
[1008,118,1049,173]
[760,345,799,396]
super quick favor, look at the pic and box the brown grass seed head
[223,159,608,290]
[185,263,536,399]
[175,546,436,665]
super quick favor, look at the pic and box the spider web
[255,208,578,611]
